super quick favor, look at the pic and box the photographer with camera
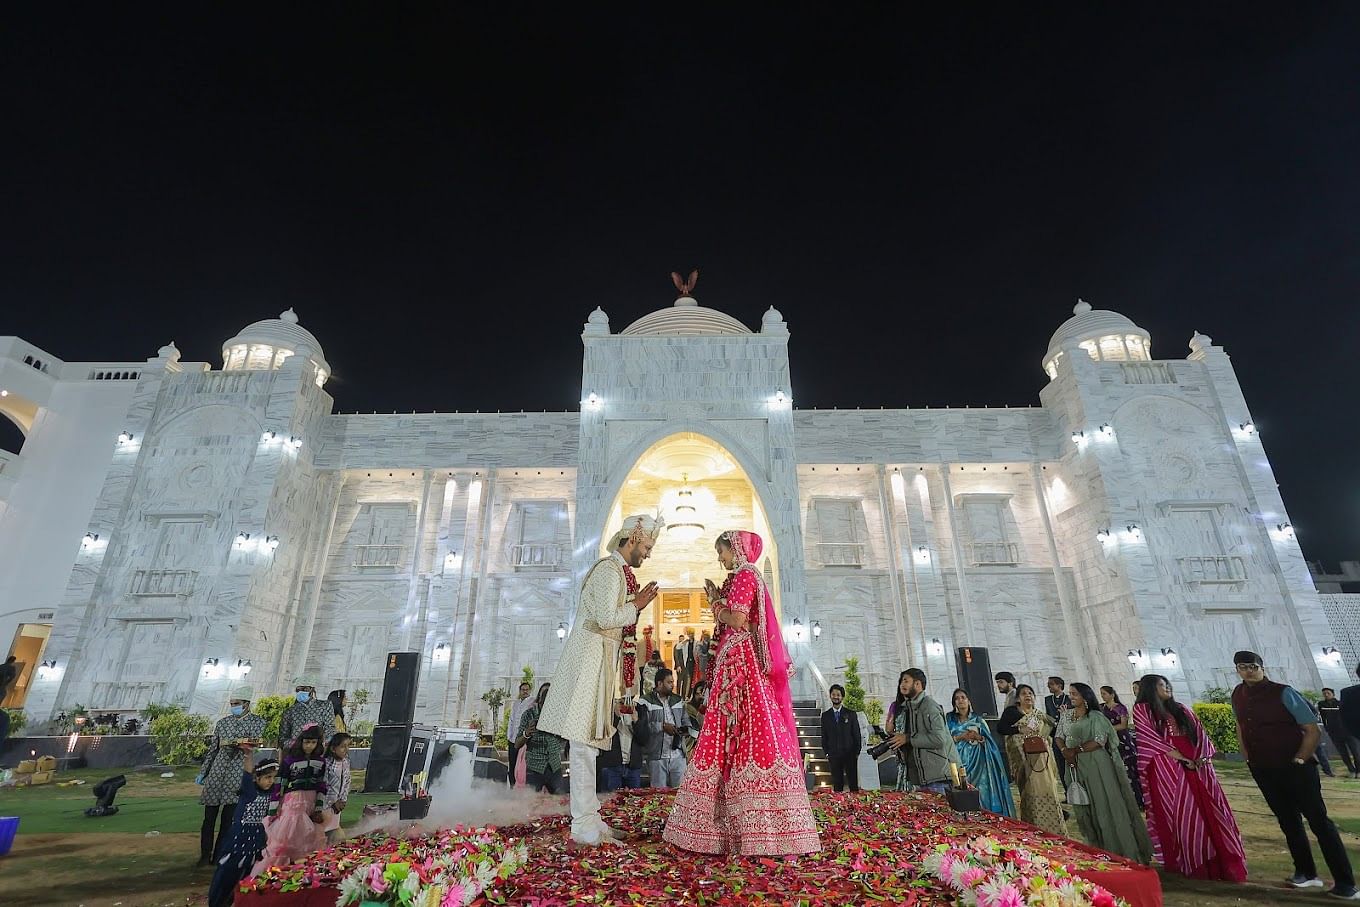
[638,667,689,788]
[881,669,961,794]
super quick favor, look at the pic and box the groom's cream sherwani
[538,551,639,749]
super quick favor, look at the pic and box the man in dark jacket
[1233,650,1357,899]
[821,684,862,792]
[1044,676,1071,786]
[1320,687,1360,778]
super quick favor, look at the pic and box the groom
[538,513,662,844]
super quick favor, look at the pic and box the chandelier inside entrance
[666,473,706,543]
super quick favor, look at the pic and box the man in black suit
[821,683,862,792]
[1044,676,1071,786]
[1339,664,1360,764]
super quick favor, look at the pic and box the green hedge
[1192,703,1239,754]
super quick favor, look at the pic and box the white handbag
[1067,777,1091,806]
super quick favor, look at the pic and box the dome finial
[279,308,299,324]
[1073,298,1092,315]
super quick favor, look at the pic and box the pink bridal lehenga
[662,530,820,856]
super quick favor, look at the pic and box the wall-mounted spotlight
[82,532,101,549]
[1125,524,1142,540]
[790,618,806,642]
[1322,646,1343,664]
[1098,423,1114,438]
[1275,523,1295,540]
[1096,528,1111,543]
[262,430,276,441]
[265,535,280,551]
[1160,647,1178,665]
[117,430,134,444]
[928,637,945,657]
[556,622,567,640]
[812,620,822,640]
[1239,422,1256,435]
[288,436,303,450]
[234,532,252,549]
[1071,430,1085,445]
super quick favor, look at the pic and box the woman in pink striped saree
[1133,674,1247,881]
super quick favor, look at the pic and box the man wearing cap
[1231,650,1358,899]
[278,677,335,747]
[538,513,662,845]
[198,685,266,865]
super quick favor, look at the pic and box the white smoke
[344,747,571,839]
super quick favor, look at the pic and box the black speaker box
[377,651,421,725]
[364,724,412,792]
[955,646,999,717]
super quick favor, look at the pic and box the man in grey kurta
[277,676,335,746]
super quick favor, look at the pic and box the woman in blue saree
[946,688,1015,817]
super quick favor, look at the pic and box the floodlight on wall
[928,637,945,657]
[1323,646,1343,664]
[262,430,276,442]
[1127,649,1147,667]
[0,389,8,397]
[787,618,806,642]
[117,430,134,444]
[37,660,58,680]
[584,392,601,410]
[1275,522,1295,540]
[1095,528,1111,543]
[1098,423,1114,439]
[265,535,280,551]
[444,551,462,571]
[770,389,790,409]
[1070,430,1085,445]
[82,532,100,549]
[1239,422,1256,436]
[229,658,253,679]
[288,436,303,450]
[433,642,451,662]
[1125,524,1142,540]
[812,620,822,639]
[201,657,222,679]
[914,545,931,563]
[556,622,567,641]
[1160,647,1178,666]
[234,532,252,549]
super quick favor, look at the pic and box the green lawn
[0,766,397,835]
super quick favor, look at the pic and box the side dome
[621,298,753,336]
[1042,299,1151,378]
[222,308,331,386]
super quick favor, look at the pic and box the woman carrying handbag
[1002,684,1067,835]
[1063,682,1153,863]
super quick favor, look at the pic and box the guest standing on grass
[320,733,352,843]
[946,688,1013,816]
[1062,682,1152,864]
[250,723,328,877]
[1320,687,1360,779]
[207,754,279,907]
[1098,685,1144,809]
[198,686,265,866]
[326,690,348,735]
[1232,651,1358,899]
[1133,674,1246,882]
[277,677,334,746]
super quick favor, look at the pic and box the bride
[662,530,820,855]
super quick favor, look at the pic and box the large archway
[600,432,781,665]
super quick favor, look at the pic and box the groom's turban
[612,513,666,548]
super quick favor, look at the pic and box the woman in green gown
[1062,682,1153,863]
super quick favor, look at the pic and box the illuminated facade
[0,296,1348,723]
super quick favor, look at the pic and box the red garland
[620,564,639,693]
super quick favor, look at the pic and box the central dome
[621,298,753,336]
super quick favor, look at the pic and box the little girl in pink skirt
[251,723,328,875]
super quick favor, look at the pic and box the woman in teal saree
[946,688,1015,817]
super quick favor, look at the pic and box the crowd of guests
[197,677,354,907]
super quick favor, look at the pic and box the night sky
[3,7,1358,561]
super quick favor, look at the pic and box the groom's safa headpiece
[614,512,666,547]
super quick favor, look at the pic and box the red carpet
[238,788,1161,906]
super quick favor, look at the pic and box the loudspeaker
[377,651,421,725]
[955,646,999,717]
[364,724,411,792]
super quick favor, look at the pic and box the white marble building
[1,296,1351,723]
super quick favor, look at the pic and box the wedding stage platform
[237,789,1162,907]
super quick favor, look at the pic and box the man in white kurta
[538,514,661,844]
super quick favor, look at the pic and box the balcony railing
[353,545,404,568]
[815,542,864,567]
[1178,555,1247,585]
[129,569,197,597]
[969,542,1020,566]
[1120,362,1177,385]
[511,543,562,569]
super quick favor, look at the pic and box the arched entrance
[600,433,780,666]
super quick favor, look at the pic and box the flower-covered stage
[237,789,1162,907]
